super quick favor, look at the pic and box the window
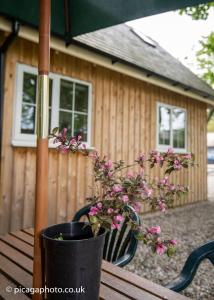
[157,103,187,152]
[13,64,92,147]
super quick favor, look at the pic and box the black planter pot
[42,222,106,300]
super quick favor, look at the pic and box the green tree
[180,3,214,125]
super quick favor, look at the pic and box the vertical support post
[33,0,50,299]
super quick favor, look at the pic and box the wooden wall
[0,37,207,234]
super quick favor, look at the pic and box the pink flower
[57,144,69,153]
[112,185,123,193]
[141,186,153,198]
[104,160,113,169]
[114,215,124,222]
[167,147,174,154]
[77,135,82,141]
[97,202,102,209]
[147,226,161,235]
[170,239,177,245]
[111,222,121,230]
[70,138,77,145]
[126,171,134,178]
[137,154,146,167]
[107,208,114,214]
[173,160,182,170]
[156,243,167,255]
[121,195,129,203]
[89,206,99,216]
[159,176,169,185]
[107,171,113,178]
[90,150,99,160]
[158,201,167,212]
[169,184,175,191]
[133,202,142,212]
[183,153,192,159]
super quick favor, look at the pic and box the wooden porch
[0,229,189,300]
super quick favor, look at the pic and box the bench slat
[0,254,32,289]
[0,273,30,299]
[11,231,34,246]
[0,234,33,258]
[0,240,33,273]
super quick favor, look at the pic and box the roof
[74,24,214,101]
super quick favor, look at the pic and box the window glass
[60,79,73,110]
[22,73,37,104]
[21,105,36,134]
[21,72,37,134]
[59,111,72,135]
[172,109,185,149]
[158,106,170,146]
[74,83,88,113]
[74,113,88,141]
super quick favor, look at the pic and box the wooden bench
[0,229,189,300]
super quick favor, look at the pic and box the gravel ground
[125,201,214,300]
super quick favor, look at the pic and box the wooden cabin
[0,17,214,234]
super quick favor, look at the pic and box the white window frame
[156,102,187,153]
[12,64,92,148]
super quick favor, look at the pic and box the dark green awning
[0,0,211,42]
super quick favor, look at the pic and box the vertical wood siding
[0,37,208,234]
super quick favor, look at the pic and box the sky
[127,9,214,75]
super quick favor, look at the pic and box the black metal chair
[165,240,214,292]
[72,204,140,267]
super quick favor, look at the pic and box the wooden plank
[102,68,110,155]
[10,149,26,231]
[76,153,86,211]
[102,261,188,300]
[22,228,34,236]
[0,240,33,273]
[101,270,159,300]
[128,79,135,164]
[109,72,117,160]
[0,254,32,289]
[56,153,68,223]
[48,150,58,225]
[67,154,78,221]
[10,231,34,246]
[122,75,129,163]
[100,284,131,300]
[23,149,36,229]
[94,65,103,152]
[0,273,30,300]
[0,46,17,234]
[0,235,33,258]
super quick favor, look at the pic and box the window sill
[156,146,188,154]
[11,139,95,151]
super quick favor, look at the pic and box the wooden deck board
[0,254,32,289]
[0,273,30,300]
[11,231,34,245]
[0,229,189,300]
[22,228,34,237]
[0,234,33,258]
[0,240,33,273]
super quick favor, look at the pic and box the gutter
[0,21,19,161]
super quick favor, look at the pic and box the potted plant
[42,128,195,300]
